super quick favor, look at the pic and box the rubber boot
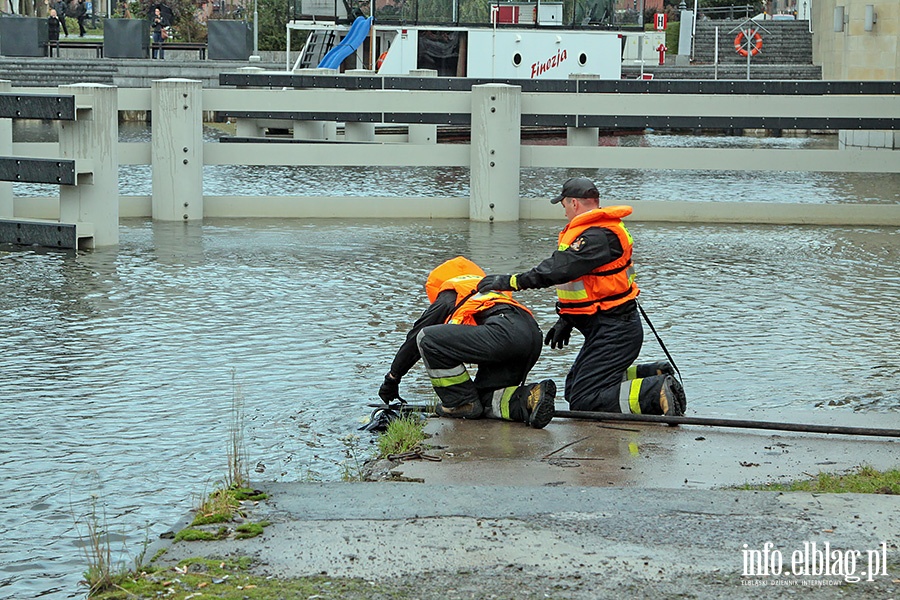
[484,380,556,428]
[623,361,674,380]
[617,375,686,416]
[435,397,484,419]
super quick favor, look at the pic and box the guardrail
[0,83,116,249]
[3,75,899,239]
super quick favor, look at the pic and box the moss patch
[235,521,270,539]
[174,526,229,542]
[90,556,408,599]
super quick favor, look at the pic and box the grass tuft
[737,465,900,494]
[377,414,427,458]
[227,369,249,490]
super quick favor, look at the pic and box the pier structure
[2,75,899,248]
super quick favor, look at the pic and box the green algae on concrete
[90,557,413,600]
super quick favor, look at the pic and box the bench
[43,40,207,60]
[157,42,207,60]
[46,40,104,58]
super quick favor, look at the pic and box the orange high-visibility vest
[425,256,531,326]
[555,206,639,315]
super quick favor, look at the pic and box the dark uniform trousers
[566,307,669,414]
[416,306,542,409]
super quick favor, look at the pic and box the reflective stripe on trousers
[619,378,643,414]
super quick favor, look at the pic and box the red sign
[655,12,667,31]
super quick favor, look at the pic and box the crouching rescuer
[378,256,557,429]
[477,177,687,417]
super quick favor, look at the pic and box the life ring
[734,30,763,57]
[376,50,388,70]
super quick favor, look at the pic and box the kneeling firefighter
[378,256,557,429]
[477,177,686,417]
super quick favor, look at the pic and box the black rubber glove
[378,373,401,404]
[544,318,573,350]
[477,274,516,293]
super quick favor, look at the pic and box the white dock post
[343,69,377,142]
[236,119,264,138]
[293,68,338,141]
[407,70,438,145]
[58,84,118,247]
[0,80,11,218]
[470,84,521,222]
[567,74,599,147]
[235,67,265,138]
[151,78,203,222]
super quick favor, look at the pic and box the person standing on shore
[378,256,557,428]
[477,177,687,417]
[47,9,62,56]
[74,0,87,37]
[151,7,168,59]
[55,0,69,36]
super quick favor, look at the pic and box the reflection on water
[1,218,899,598]
[10,122,900,204]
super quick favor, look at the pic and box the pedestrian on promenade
[151,7,168,59]
[55,0,69,36]
[74,0,88,37]
[378,256,557,428]
[47,9,62,56]
[477,177,687,417]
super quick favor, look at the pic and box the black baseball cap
[550,177,600,204]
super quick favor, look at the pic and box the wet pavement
[155,411,900,599]
[393,407,900,489]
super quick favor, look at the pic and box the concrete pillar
[151,78,203,222]
[0,80,11,218]
[470,84,521,222]
[58,84,119,247]
[345,121,375,141]
[567,74,599,147]
[236,67,265,139]
[293,68,338,141]
[407,70,438,145]
[344,68,378,141]
[294,121,326,140]
[236,119,264,137]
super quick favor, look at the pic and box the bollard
[407,70,438,145]
[0,80,11,218]
[470,84,521,222]
[58,84,118,247]
[567,74,600,147]
[151,78,203,222]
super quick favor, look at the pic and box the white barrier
[6,79,900,230]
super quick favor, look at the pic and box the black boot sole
[528,379,557,429]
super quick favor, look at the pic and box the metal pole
[382,405,900,438]
[253,0,259,55]
[553,410,900,438]
[746,27,751,80]
[714,26,718,80]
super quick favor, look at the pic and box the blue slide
[317,16,373,70]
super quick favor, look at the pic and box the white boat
[284,0,662,80]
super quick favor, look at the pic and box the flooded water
[11,122,900,205]
[2,125,899,599]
